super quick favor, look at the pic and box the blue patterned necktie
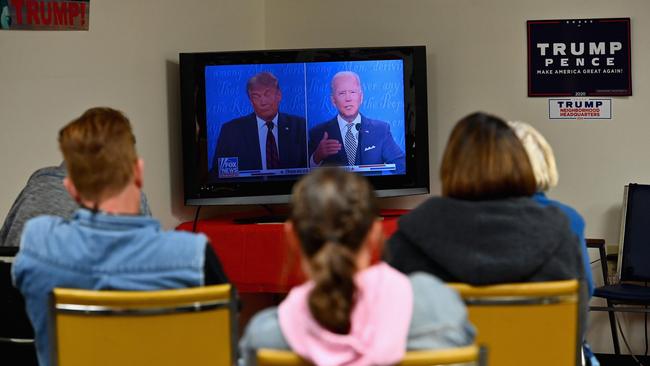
[345,123,357,166]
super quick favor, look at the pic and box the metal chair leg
[606,300,620,354]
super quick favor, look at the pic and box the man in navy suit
[308,71,405,174]
[212,72,307,174]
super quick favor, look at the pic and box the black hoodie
[386,196,584,285]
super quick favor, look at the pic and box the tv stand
[176,208,409,293]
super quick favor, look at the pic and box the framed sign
[548,98,612,120]
[1,0,90,30]
[527,18,631,97]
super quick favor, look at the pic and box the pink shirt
[278,262,413,366]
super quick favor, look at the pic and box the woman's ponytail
[308,241,357,334]
[289,168,379,334]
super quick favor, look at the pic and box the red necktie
[265,121,280,169]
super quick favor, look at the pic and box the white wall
[264,0,650,354]
[0,0,266,229]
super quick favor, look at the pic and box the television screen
[180,46,429,205]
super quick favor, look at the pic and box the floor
[596,353,650,366]
[0,343,37,366]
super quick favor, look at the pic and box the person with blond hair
[12,107,228,366]
[239,168,473,366]
[507,120,593,294]
[507,120,598,366]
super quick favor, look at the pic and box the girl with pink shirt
[239,168,474,366]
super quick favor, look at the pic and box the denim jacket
[12,209,206,366]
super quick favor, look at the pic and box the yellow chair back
[50,284,236,366]
[449,279,581,366]
[398,344,484,366]
[257,344,485,366]
[257,349,311,366]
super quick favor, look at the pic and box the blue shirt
[12,209,207,366]
[533,192,594,295]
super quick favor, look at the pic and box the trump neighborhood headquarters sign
[527,18,631,97]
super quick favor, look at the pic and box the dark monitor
[618,183,650,281]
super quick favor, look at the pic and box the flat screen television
[179,45,430,206]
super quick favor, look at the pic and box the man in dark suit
[308,71,405,174]
[212,72,307,173]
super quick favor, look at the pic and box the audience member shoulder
[159,230,209,265]
[394,195,575,251]
[397,196,469,229]
[239,306,290,366]
[29,165,66,179]
[167,229,208,244]
[243,307,288,349]
[155,229,208,257]
[407,272,475,348]
[22,165,68,196]
[534,192,585,229]
[528,199,574,228]
[402,196,446,217]
[409,272,466,319]
[20,215,66,249]
[406,195,569,221]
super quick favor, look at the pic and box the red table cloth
[176,210,407,293]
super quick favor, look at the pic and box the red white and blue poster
[1,0,89,30]
[527,18,631,97]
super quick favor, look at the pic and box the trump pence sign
[527,18,631,97]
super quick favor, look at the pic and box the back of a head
[440,112,537,200]
[507,120,559,192]
[289,168,378,334]
[58,107,137,204]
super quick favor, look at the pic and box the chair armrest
[586,238,605,249]
[586,238,609,286]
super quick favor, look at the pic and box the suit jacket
[213,112,307,172]
[308,115,405,173]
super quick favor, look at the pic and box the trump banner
[527,18,631,97]
[548,98,612,120]
[1,0,89,30]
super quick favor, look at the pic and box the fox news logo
[218,157,239,177]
